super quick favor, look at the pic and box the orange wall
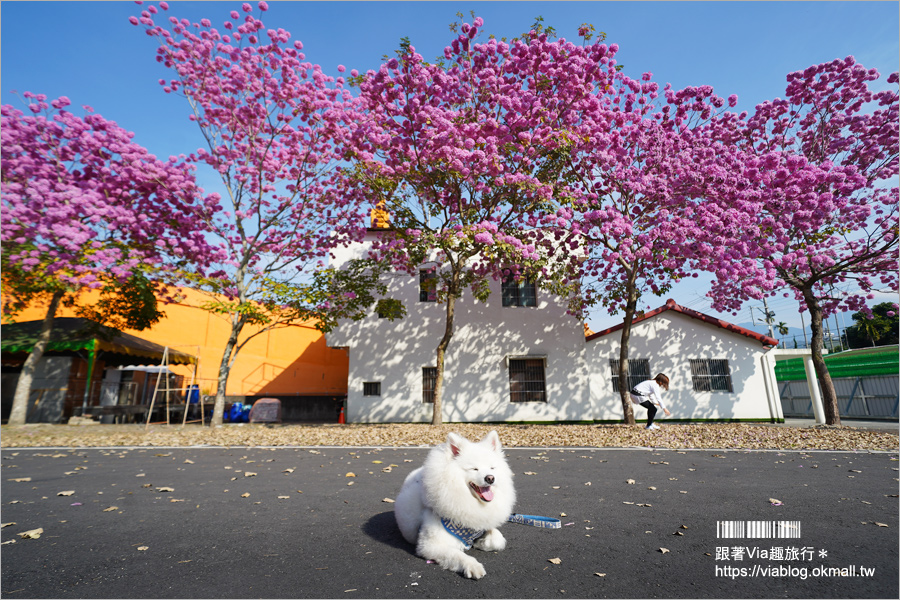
[3,287,349,398]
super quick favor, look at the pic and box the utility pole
[751,301,779,345]
[761,297,776,339]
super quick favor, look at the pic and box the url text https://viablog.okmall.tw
[713,520,876,581]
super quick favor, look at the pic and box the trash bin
[186,385,200,404]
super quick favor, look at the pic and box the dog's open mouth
[469,482,494,502]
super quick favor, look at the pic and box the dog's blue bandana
[440,518,485,550]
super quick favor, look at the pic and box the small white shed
[586,299,780,422]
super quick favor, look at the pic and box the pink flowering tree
[700,58,899,425]
[547,54,754,424]
[132,2,373,426]
[1,93,216,425]
[345,20,618,425]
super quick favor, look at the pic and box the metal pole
[799,311,809,348]
[833,314,843,352]
[79,339,98,415]
[838,311,850,349]
[144,347,168,431]
[197,347,204,426]
[181,352,198,428]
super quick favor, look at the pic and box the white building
[326,228,591,423]
[327,228,782,424]
[586,299,781,422]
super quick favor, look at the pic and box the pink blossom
[2,93,219,293]
[126,1,371,422]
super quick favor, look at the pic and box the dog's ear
[482,430,501,451]
[447,432,465,457]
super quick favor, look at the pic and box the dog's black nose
[484,474,495,485]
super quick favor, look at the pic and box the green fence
[774,347,899,381]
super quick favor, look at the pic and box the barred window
[419,270,437,302]
[690,359,733,392]
[501,277,537,307]
[508,359,546,403]
[422,367,437,404]
[363,382,381,396]
[609,358,651,393]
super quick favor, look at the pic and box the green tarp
[1,318,196,365]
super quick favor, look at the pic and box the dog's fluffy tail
[394,467,425,544]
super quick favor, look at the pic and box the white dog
[394,430,516,579]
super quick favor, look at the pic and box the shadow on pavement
[362,510,416,556]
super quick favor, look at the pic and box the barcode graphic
[717,521,801,539]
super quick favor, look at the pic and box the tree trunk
[210,313,247,427]
[8,291,64,425]
[802,289,841,426]
[431,270,460,426]
[618,290,638,425]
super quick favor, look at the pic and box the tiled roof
[585,299,779,348]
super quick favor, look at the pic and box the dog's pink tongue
[479,486,494,502]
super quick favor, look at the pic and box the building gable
[586,299,778,348]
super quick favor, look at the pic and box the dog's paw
[475,529,506,552]
[462,558,486,580]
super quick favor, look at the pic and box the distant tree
[774,321,790,346]
[1,94,215,425]
[70,274,166,332]
[845,302,899,348]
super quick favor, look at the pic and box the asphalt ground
[1,446,897,599]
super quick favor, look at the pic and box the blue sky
[3,1,898,333]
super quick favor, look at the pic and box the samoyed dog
[394,430,516,579]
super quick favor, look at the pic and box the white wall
[586,311,777,421]
[326,233,591,423]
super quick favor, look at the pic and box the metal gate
[779,375,899,419]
